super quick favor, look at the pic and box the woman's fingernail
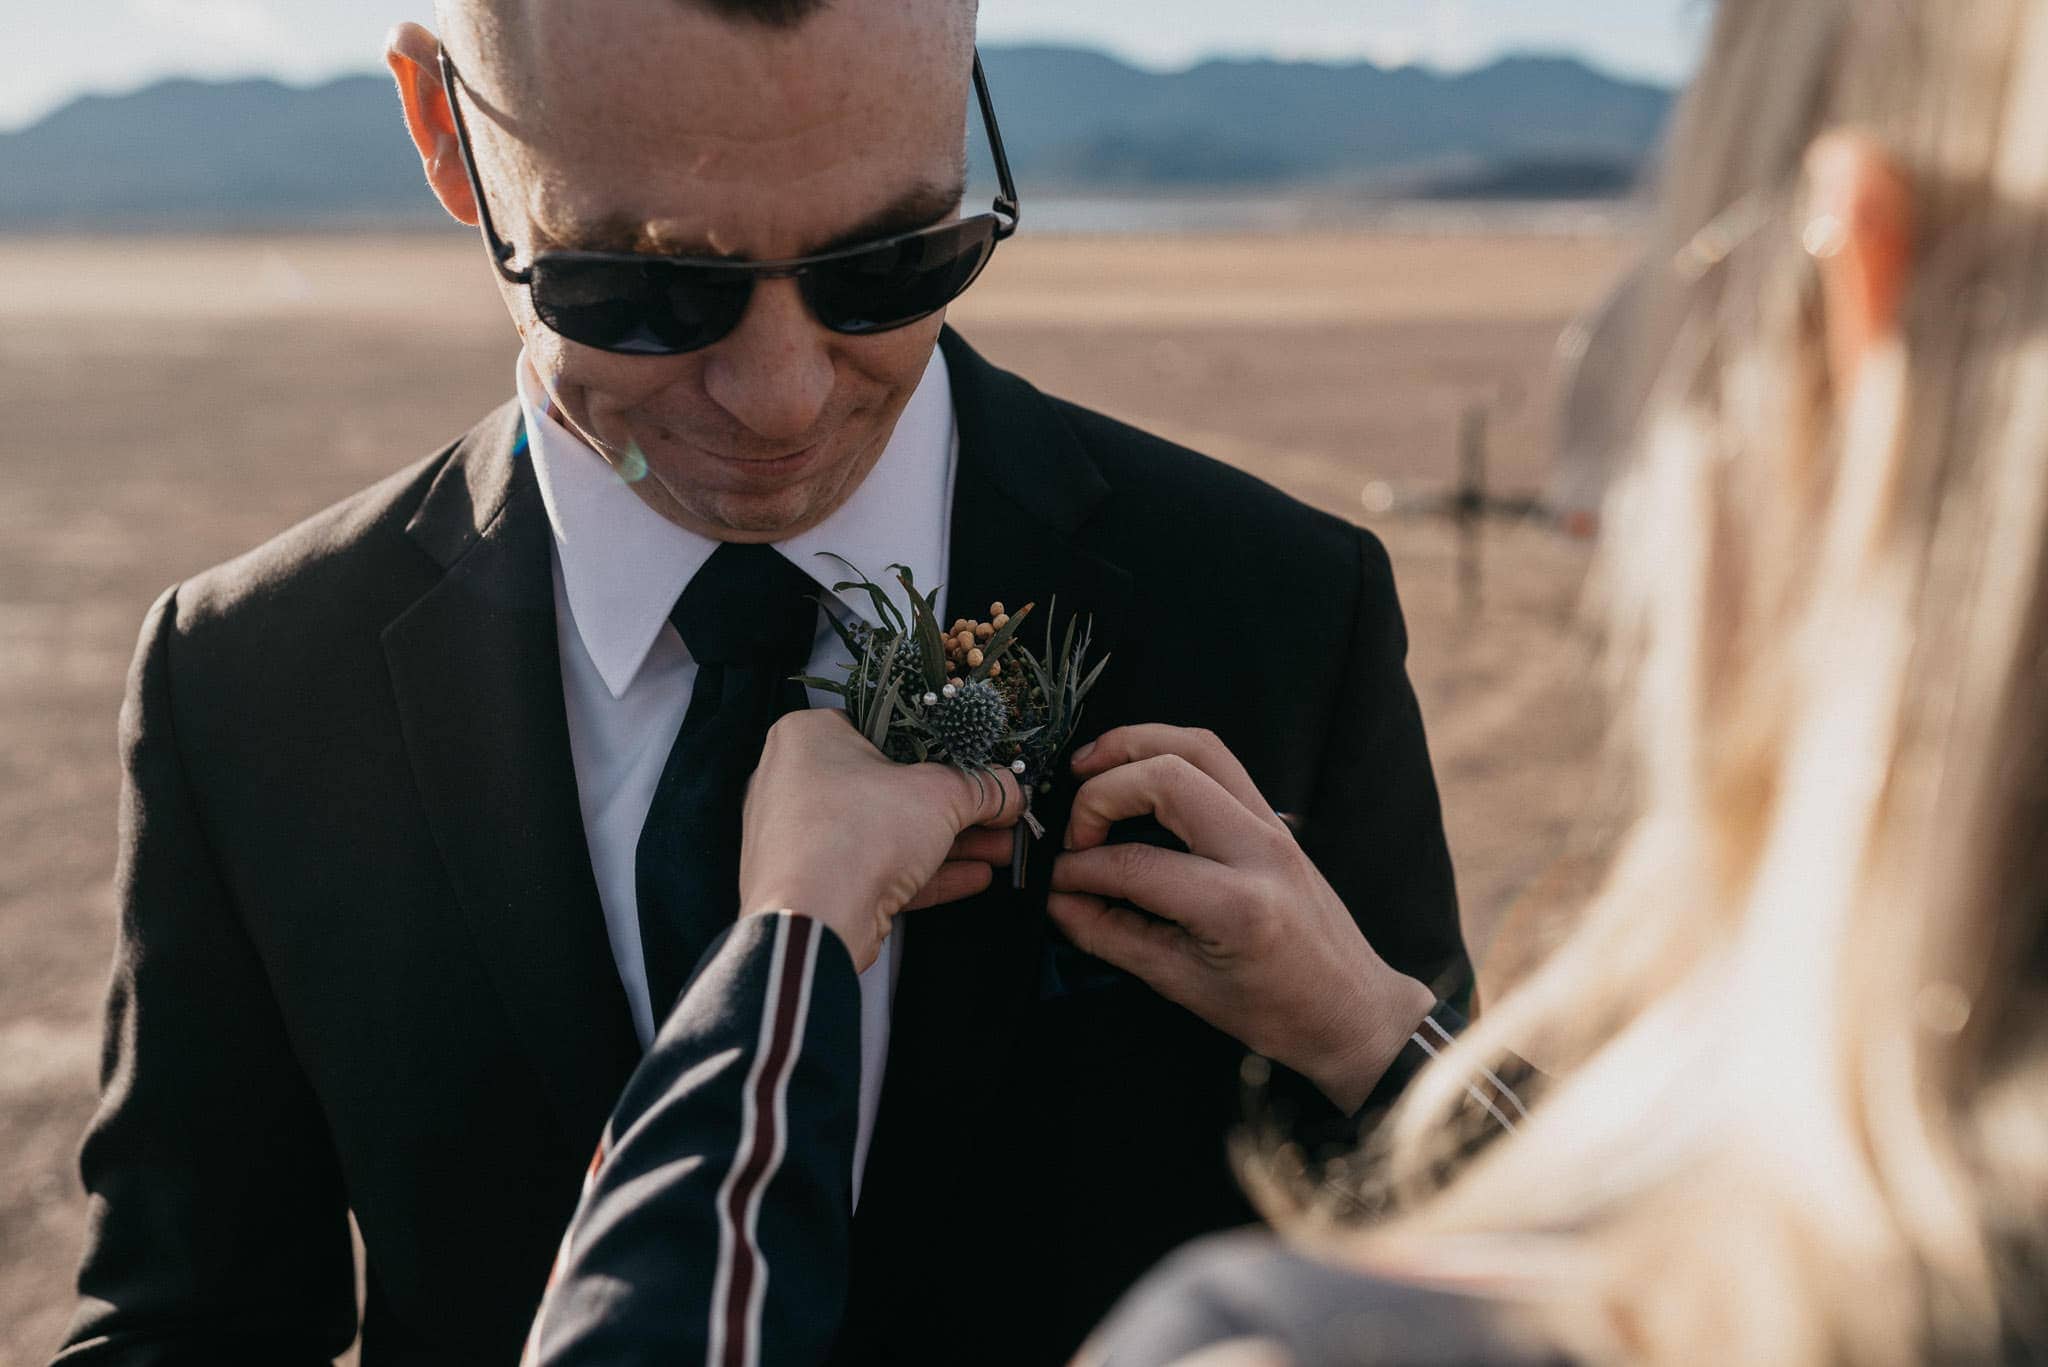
[1072,741,1096,767]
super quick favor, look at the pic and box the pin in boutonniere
[797,558,1109,889]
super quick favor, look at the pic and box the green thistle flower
[930,679,1006,765]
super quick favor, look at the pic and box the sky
[1,0,1710,133]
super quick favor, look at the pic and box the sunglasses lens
[805,219,998,336]
[530,259,751,355]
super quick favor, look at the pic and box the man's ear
[1803,130,1914,391]
[385,22,481,228]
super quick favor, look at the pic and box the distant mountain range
[0,46,1674,231]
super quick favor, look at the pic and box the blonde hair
[1333,3,2048,1360]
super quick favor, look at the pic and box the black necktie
[635,543,821,1025]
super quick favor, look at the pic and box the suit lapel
[846,331,1134,1316]
[382,403,640,1154]
[936,327,1138,861]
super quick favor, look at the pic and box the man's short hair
[439,0,836,43]
[699,0,832,25]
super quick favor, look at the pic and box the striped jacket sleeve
[1375,1002,1533,1136]
[525,912,862,1367]
[1256,1000,1537,1184]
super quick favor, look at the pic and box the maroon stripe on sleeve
[718,916,817,1367]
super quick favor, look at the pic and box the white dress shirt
[518,348,958,1203]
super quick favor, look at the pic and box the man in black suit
[57,1,1467,1363]
[517,718,1525,1366]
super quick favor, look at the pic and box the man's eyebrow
[548,179,966,260]
[809,179,966,255]
[555,215,671,255]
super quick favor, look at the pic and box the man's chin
[675,486,835,543]
[637,439,880,542]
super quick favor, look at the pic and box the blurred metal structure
[1363,255,1649,614]
[1367,403,1542,619]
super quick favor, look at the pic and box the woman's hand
[1049,725,1435,1113]
[740,710,1023,972]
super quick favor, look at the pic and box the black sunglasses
[438,47,1021,356]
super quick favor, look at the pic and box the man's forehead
[485,0,970,137]
[513,83,969,256]
[465,0,973,254]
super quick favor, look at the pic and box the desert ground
[0,228,1629,1363]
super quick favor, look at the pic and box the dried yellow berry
[967,648,985,668]
[988,661,1002,677]
[990,601,1006,617]
[975,622,995,641]
[992,613,1010,629]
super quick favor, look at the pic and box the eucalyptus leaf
[868,679,903,748]
[1019,644,1056,699]
[822,552,908,635]
[873,634,902,693]
[899,568,951,692]
[1077,651,1112,700]
[838,581,906,637]
[847,637,871,707]
[858,636,903,737]
[815,551,864,578]
[791,675,848,695]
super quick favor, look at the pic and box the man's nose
[701,278,834,444]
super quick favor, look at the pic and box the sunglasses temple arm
[437,46,534,285]
[972,52,1021,238]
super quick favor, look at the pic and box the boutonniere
[799,558,1109,887]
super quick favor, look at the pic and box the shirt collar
[518,348,958,700]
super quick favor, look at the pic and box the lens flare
[529,359,649,487]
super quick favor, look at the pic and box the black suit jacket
[58,329,1464,1366]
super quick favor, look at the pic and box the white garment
[518,348,959,1204]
